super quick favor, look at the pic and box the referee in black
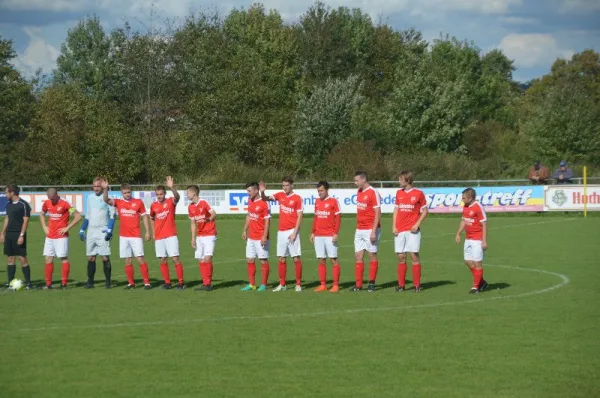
[0,184,32,288]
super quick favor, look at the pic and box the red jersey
[114,198,147,238]
[188,200,217,237]
[313,196,341,237]
[150,198,177,239]
[42,199,72,239]
[247,197,270,240]
[462,202,487,240]
[395,188,427,232]
[356,186,381,230]
[272,192,303,231]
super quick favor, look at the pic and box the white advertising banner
[545,185,600,211]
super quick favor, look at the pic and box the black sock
[87,261,96,283]
[103,259,112,284]
[21,265,31,284]
[7,264,16,283]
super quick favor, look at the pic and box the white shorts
[120,237,144,259]
[246,239,270,259]
[276,229,302,258]
[195,236,217,259]
[464,239,484,262]
[354,228,381,253]
[394,231,421,253]
[155,236,180,258]
[43,237,69,258]
[86,228,110,257]
[314,236,338,259]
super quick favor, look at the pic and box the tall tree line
[1,2,598,184]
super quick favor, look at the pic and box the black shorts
[3,232,27,257]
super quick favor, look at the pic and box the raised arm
[166,176,180,204]
[258,181,275,202]
[102,179,114,206]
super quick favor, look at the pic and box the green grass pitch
[1,215,599,397]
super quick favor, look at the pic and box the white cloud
[0,0,90,11]
[499,16,538,24]
[11,26,60,75]
[560,0,600,13]
[498,33,574,68]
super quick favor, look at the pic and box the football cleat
[272,285,287,292]
[43,284,53,290]
[125,284,135,290]
[195,284,213,292]
[367,284,376,292]
[83,283,95,289]
[176,283,185,291]
[162,283,172,290]
[349,286,361,292]
[295,285,303,292]
[314,285,328,292]
[479,280,489,292]
[414,285,422,293]
[60,284,67,290]
[395,286,405,292]
[240,284,257,291]
[329,285,339,293]
[25,283,33,290]
[469,288,479,294]
[257,284,267,292]
[144,284,152,290]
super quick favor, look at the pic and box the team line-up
[1,171,489,294]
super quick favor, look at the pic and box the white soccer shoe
[272,285,287,292]
[295,285,302,292]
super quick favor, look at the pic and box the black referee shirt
[5,199,32,233]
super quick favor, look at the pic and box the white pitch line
[15,263,570,332]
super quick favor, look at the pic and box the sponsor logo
[154,210,170,219]
[229,192,249,211]
[552,190,567,207]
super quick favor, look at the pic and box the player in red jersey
[241,182,271,292]
[102,180,151,289]
[150,176,184,290]
[455,188,489,294]
[259,176,304,292]
[39,188,82,289]
[393,171,429,292]
[310,181,342,292]
[352,170,382,292]
[187,184,217,291]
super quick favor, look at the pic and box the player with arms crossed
[187,185,217,291]
[102,180,152,289]
[455,188,489,294]
[79,177,116,289]
[241,182,271,292]
[1,185,33,289]
[40,188,82,289]
[259,176,304,292]
[352,171,382,292]
[150,177,184,290]
[393,171,429,292]
[310,181,342,292]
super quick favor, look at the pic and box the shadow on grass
[484,282,510,291]
[378,280,456,291]
[212,279,246,290]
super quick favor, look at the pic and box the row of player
[1,171,488,293]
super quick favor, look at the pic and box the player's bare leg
[43,256,55,289]
[351,249,366,291]
[159,257,172,289]
[135,255,151,289]
[196,255,213,291]
[274,256,287,291]
[367,251,378,292]
[292,255,302,291]
[101,255,112,288]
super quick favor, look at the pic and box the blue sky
[0,0,598,82]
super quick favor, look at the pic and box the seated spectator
[528,161,550,185]
[552,160,573,184]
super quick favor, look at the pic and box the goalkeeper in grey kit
[79,177,116,288]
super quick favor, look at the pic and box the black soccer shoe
[143,284,152,290]
[414,285,422,293]
[162,283,172,290]
[60,284,67,290]
[43,284,53,290]
[349,286,361,292]
[479,280,489,292]
[176,283,185,291]
[395,286,405,292]
[25,283,33,290]
[367,284,376,292]
[195,284,213,292]
[469,288,479,294]
[83,283,95,289]
[105,282,112,289]
[125,284,135,290]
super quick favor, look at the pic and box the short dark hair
[246,182,259,189]
[187,185,199,195]
[155,185,166,193]
[355,170,368,180]
[47,187,58,195]
[399,171,414,184]
[316,181,330,190]
[120,183,131,191]
[282,176,294,184]
[5,184,20,195]
[462,188,476,200]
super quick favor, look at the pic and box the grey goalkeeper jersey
[86,193,115,228]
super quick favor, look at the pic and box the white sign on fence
[544,185,600,211]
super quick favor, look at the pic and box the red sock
[294,260,302,285]
[247,262,256,285]
[206,261,213,286]
[44,263,53,286]
[140,263,150,285]
[61,262,70,285]
[468,267,475,275]
[199,262,207,285]
[160,262,171,284]
[412,263,422,287]
[175,263,184,284]
[278,260,287,286]
[355,262,364,288]
[398,263,407,287]
[473,268,483,288]
[318,263,327,285]
[261,262,270,286]
[125,264,135,285]
[369,261,379,283]
[333,264,341,285]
